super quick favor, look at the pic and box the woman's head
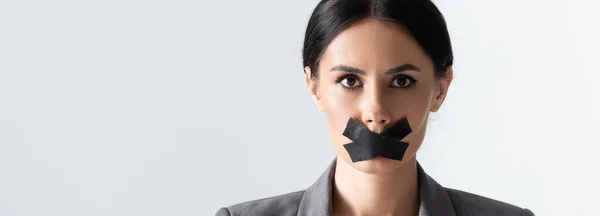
[302,0,453,174]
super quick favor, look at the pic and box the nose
[362,112,392,134]
[360,91,392,134]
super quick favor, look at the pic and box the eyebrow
[330,64,421,75]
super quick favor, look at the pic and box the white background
[1,0,598,215]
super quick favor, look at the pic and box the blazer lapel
[416,162,457,216]
[297,158,336,216]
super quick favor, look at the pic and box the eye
[391,75,417,88]
[337,75,362,88]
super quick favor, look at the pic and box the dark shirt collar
[297,157,456,216]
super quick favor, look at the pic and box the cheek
[405,106,430,142]
[402,93,433,125]
[384,86,435,143]
[318,84,359,147]
[322,89,356,132]
[400,91,436,151]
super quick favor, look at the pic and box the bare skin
[304,18,453,216]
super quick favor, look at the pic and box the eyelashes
[334,73,418,92]
[390,75,418,88]
[335,74,361,88]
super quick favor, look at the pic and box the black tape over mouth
[342,117,412,163]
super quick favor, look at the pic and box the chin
[345,156,408,175]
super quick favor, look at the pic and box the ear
[304,66,325,112]
[430,66,453,112]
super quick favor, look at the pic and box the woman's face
[304,18,452,174]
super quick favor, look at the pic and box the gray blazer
[215,158,534,216]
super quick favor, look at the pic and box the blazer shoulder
[445,187,534,216]
[215,190,306,216]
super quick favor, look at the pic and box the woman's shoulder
[215,190,306,216]
[444,187,535,216]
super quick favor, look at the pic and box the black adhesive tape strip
[342,117,412,163]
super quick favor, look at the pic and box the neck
[332,156,420,216]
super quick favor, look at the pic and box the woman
[216,0,534,215]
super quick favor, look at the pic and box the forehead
[320,18,433,72]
